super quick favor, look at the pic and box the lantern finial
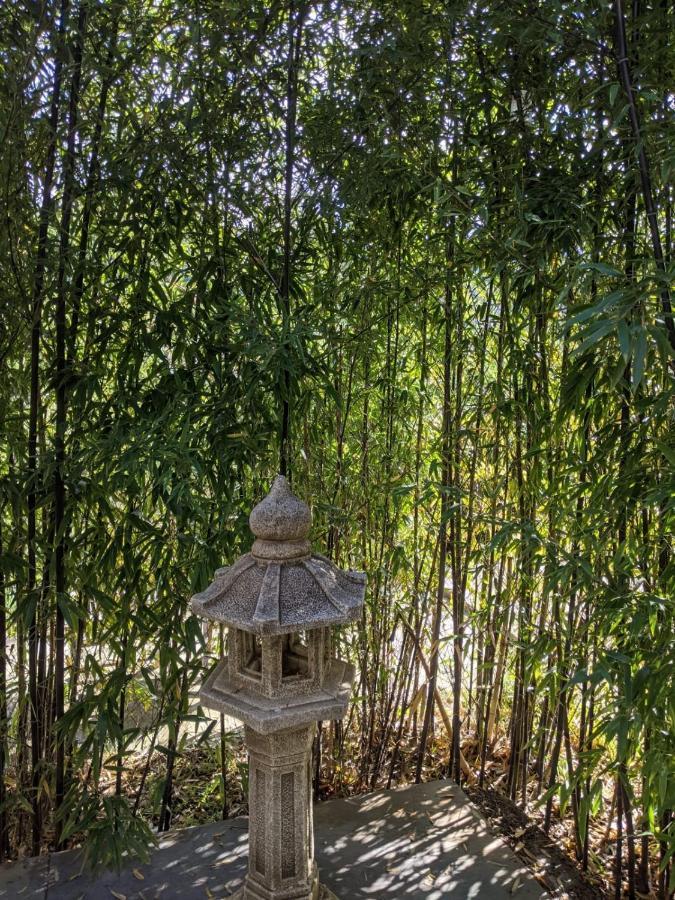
[249,474,312,560]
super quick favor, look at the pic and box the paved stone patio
[0,780,549,899]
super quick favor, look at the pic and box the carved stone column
[240,725,317,900]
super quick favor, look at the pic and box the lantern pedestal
[240,725,316,900]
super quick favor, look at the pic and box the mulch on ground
[466,785,609,900]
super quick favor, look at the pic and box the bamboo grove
[0,0,674,896]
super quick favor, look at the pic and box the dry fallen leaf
[110,892,126,900]
[511,875,522,894]
[132,868,145,881]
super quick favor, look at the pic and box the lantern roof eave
[190,475,366,635]
[190,551,366,635]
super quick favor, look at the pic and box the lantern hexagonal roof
[190,475,366,635]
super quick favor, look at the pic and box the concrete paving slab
[315,780,548,899]
[0,780,550,899]
[45,820,249,899]
[0,854,48,899]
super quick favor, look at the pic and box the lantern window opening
[282,631,312,682]
[241,631,263,682]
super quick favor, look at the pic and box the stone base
[230,886,337,900]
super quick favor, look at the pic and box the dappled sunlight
[1,2,670,895]
[1,781,549,898]
[314,781,547,899]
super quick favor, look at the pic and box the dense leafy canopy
[0,0,673,895]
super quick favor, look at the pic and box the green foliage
[0,0,673,893]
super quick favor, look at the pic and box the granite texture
[226,629,328,701]
[249,476,312,561]
[238,725,318,900]
[250,476,312,543]
[200,656,354,733]
[229,881,338,899]
[192,475,366,900]
[190,554,365,635]
[190,477,366,636]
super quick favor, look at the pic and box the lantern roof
[191,475,366,635]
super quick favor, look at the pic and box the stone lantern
[191,475,366,900]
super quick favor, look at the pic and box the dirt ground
[466,785,610,900]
